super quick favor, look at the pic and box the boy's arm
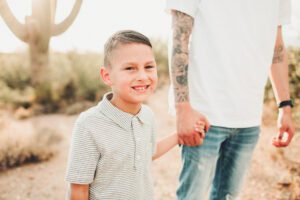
[269,26,295,147]
[152,121,206,160]
[152,133,178,160]
[70,183,89,200]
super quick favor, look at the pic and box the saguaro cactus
[0,0,82,85]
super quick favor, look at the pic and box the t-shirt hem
[207,119,261,128]
[278,19,291,26]
[168,108,261,128]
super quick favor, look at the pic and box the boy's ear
[100,67,112,86]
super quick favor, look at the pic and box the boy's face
[101,43,158,106]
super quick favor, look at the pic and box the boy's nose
[136,70,148,80]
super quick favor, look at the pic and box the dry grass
[0,113,62,170]
[0,86,299,199]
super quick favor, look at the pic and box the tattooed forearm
[171,10,194,103]
[272,45,284,64]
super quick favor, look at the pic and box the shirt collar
[97,92,151,131]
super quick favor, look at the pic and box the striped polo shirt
[65,92,157,200]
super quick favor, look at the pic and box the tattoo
[273,45,284,64]
[176,64,188,85]
[171,10,194,103]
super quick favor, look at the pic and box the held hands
[176,103,210,146]
[194,120,206,138]
[272,107,295,148]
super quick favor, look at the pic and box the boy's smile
[100,43,158,114]
[132,85,150,93]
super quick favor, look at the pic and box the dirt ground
[0,86,299,200]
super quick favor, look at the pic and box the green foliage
[264,48,300,103]
[152,39,169,78]
[287,48,300,125]
[33,52,109,112]
[264,48,300,125]
[288,48,300,100]
[3,44,298,115]
[0,53,33,106]
[0,42,169,113]
[65,52,108,101]
[0,51,109,112]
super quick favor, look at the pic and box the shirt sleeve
[65,119,100,184]
[278,0,291,25]
[165,0,200,18]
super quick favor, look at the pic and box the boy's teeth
[134,86,147,91]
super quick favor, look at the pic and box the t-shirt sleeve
[165,0,200,18]
[278,0,291,25]
[65,119,100,184]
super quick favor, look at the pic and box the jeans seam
[218,152,225,196]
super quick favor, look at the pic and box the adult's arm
[171,10,210,146]
[269,26,295,147]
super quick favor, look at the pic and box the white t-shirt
[166,0,291,128]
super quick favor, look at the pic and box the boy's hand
[272,107,295,147]
[194,120,206,139]
[176,102,210,146]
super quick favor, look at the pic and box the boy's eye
[145,65,155,70]
[125,67,135,71]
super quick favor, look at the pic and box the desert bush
[0,53,31,90]
[265,48,300,102]
[0,51,109,113]
[152,39,170,87]
[33,51,109,112]
[0,120,62,170]
[1,44,298,115]
[264,48,300,126]
[0,53,33,107]
[152,39,169,77]
[0,40,169,114]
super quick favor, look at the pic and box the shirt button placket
[131,117,140,170]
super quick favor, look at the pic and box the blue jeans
[177,126,260,200]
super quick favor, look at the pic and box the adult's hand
[176,102,210,146]
[272,107,295,147]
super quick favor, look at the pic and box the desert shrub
[0,53,34,107]
[152,39,169,78]
[66,51,108,101]
[2,44,297,115]
[264,48,300,126]
[0,53,31,90]
[287,48,300,125]
[264,48,300,102]
[0,51,110,113]
[0,40,169,114]
[0,121,62,170]
[34,51,109,112]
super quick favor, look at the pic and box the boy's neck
[110,94,142,115]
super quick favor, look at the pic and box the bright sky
[0,0,300,53]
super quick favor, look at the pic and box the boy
[65,30,205,200]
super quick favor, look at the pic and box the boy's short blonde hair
[104,30,152,67]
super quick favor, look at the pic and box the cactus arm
[50,0,57,25]
[51,0,82,36]
[0,0,27,42]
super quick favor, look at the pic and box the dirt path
[0,86,299,200]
